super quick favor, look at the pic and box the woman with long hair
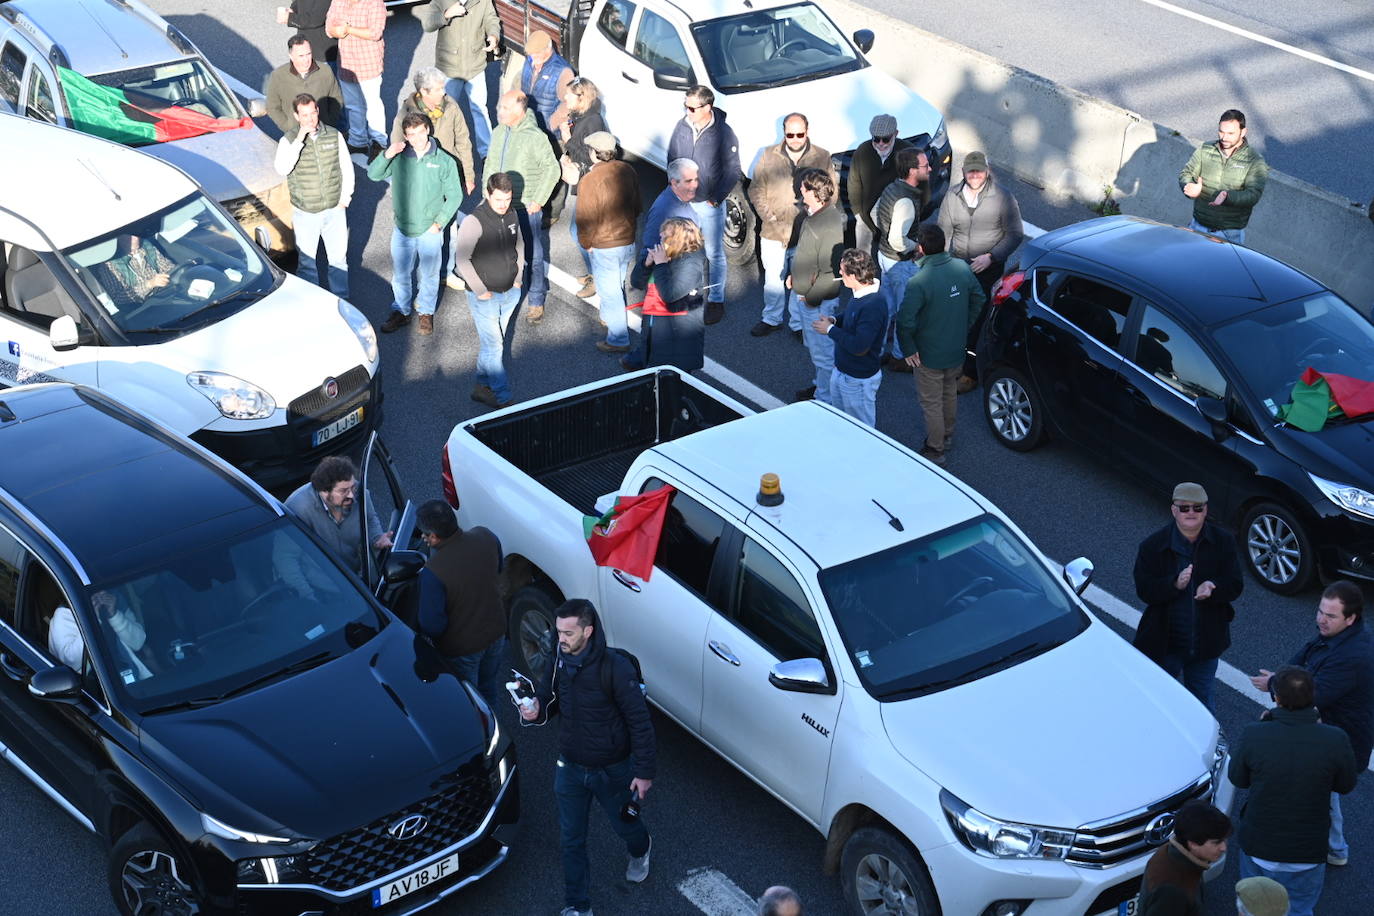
[622,217,709,372]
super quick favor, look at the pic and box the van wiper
[139,288,269,332]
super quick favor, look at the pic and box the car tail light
[441,443,459,509]
[992,271,1026,306]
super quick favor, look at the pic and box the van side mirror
[853,29,875,54]
[49,314,81,350]
[1063,557,1094,596]
[769,658,834,694]
[1195,397,1231,441]
[29,666,83,703]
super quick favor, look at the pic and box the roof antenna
[871,499,903,532]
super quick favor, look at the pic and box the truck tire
[723,182,757,267]
[109,823,208,916]
[1241,501,1315,595]
[508,585,559,684]
[840,827,939,916]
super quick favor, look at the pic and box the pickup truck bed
[468,370,745,514]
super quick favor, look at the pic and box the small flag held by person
[583,486,675,581]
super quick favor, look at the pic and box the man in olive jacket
[895,224,984,466]
[1132,481,1243,711]
[423,0,500,157]
[264,35,344,132]
[1179,108,1268,244]
[787,169,845,404]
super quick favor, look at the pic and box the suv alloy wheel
[109,824,204,916]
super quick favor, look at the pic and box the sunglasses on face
[1174,503,1207,513]
[785,131,806,139]
[685,103,705,112]
[873,134,895,144]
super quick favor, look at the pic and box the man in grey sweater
[278,456,391,593]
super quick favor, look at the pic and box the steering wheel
[167,96,213,116]
[770,39,809,59]
[241,582,292,626]
[1295,336,1339,365]
[945,576,996,610]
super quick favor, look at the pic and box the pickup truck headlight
[187,371,276,420]
[202,812,291,845]
[339,300,379,364]
[940,789,1075,860]
[1309,473,1374,520]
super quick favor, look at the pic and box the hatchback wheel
[1241,502,1315,594]
[983,366,1044,451]
[840,827,938,916]
[109,825,204,916]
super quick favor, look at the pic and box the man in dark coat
[1132,482,1243,711]
[1135,801,1231,916]
[1249,579,1373,868]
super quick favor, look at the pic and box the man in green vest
[274,93,354,298]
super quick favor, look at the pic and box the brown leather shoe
[596,341,631,353]
[417,314,434,336]
[956,375,977,394]
[525,305,545,325]
[576,278,597,299]
[379,311,411,334]
[704,302,725,325]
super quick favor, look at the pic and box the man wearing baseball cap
[1132,482,1244,710]
[574,131,642,354]
[846,113,912,257]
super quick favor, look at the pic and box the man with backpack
[519,599,655,916]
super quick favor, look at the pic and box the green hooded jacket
[482,109,559,208]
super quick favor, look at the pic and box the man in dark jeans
[521,599,655,916]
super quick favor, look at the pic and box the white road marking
[676,867,759,916]
[1138,0,1374,83]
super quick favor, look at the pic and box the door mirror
[652,69,694,91]
[246,97,268,119]
[1195,396,1231,441]
[383,549,426,584]
[49,314,80,350]
[1063,556,1094,596]
[768,657,833,694]
[254,225,272,251]
[852,29,875,53]
[28,665,83,702]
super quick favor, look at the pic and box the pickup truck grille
[299,768,497,891]
[1068,773,1213,868]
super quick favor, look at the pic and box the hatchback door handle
[708,640,740,666]
[622,71,639,83]
[611,569,642,592]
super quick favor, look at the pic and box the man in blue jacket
[1250,580,1373,869]
[814,249,886,426]
[667,86,739,324]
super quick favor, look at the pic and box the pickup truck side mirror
[1062,557,1094,596]
[852,29,875,54]
[383,549,427,584]
[653,69,695,91]
[1195,396,1232,442]
[49,314,81,351]
[28,666,83,703]
[769,658,834,694]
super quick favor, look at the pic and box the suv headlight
[940,789,1075,860]
[463,680,502,758]
[1309,473,1374,520]
[202,812,291,844]
[187,371,277,420]
[339,300,379,364]
[236,854,310,884]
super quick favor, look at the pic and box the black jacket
[1287,618,1374,770]
[1132,521,1242,663]
[1229,706,1358,863]
[529,608,656,778]
[666,109,741,205]
[1136,841,1205,916]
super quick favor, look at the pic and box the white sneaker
[626,835,651,883]
[446,272,466,291]
[1328,851,1348,866]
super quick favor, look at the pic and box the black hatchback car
[978,216,1374,594]
[0,384,518,915]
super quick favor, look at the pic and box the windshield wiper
[887,641,1057,698]
[140,695,226,715]
[136,288,269,333]
[141,651,334,715]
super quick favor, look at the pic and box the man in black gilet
[455,172,525,409]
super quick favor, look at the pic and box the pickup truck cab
[496,0,951,261]
[442,368,1234,916]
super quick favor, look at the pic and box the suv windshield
[1213,292,1374,423]
[818,515,1087,699]
[88,519,385,713]
[691,2,864,92]
[79,58,246,146]
[64,192,277,337]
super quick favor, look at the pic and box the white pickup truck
[494,0,951,262]
[441,368,1234,916]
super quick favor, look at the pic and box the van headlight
[187,371,277,420]
[1309,473,1374,520]
[941,789,1075,860]
[338,300,379,364]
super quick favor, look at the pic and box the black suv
[0,384,518,915]
[978,216,1374,594]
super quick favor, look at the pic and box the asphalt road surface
[2,2,1370,914]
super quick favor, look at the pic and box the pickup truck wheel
[109,824,205,916]
[508,585,559,682]
[841,827,937,916]
[983,365,1044,452]
[723,183,757,266]
[1241,501,1315,594]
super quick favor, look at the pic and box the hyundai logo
[1143,812,1176,846]
[322,377,339,399]
[388,814,429,841]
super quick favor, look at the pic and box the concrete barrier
[825,0,1374,307]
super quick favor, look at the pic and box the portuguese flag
[59,67,251,145]
[582,486,675,582]
[1278,367,1374,432]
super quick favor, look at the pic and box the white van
[0,114,381,490]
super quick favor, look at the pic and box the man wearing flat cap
[847,113,912,258]
[1132,482,1244,711]
[1235,876,1288,916]
[575,131,642,354]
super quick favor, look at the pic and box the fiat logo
[1143,812,1176,846]
[387,814,428,841]
[322,378,339,399]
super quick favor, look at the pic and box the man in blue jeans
[667,85,739,325]
[368,113,463,336]
[521,599,655,916]
[455,173,525,408]
[574,131,641,353]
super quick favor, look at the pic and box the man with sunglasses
[847,114,912,258]
[1132,482,1244,711]
[667,86,739,324]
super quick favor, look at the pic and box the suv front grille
[1068,773,1213,868]
[288,366,372,420]
[300,767,497,891]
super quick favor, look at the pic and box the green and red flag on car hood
[58,66,250,145]
[1278,367,1374,431]
[582,485,675,582]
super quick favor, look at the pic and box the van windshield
[64,193,277,337]
[818,515,1087,699]
[80,58,247,146]
[691,3,865,93]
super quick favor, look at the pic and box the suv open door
[358,433,424,626]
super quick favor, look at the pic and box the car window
[74,58,242,147]
[731,537,824,661]
[1043,271,1130,348]
[632,9,691,77]
[0,243,81,330]
[0,525,24,628]
[640,478,725,601]
[1133,304,1226,401]
[690,2,862,93]
[26,67,57,123]
[597,0,636,48]
[0,42,26,109]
